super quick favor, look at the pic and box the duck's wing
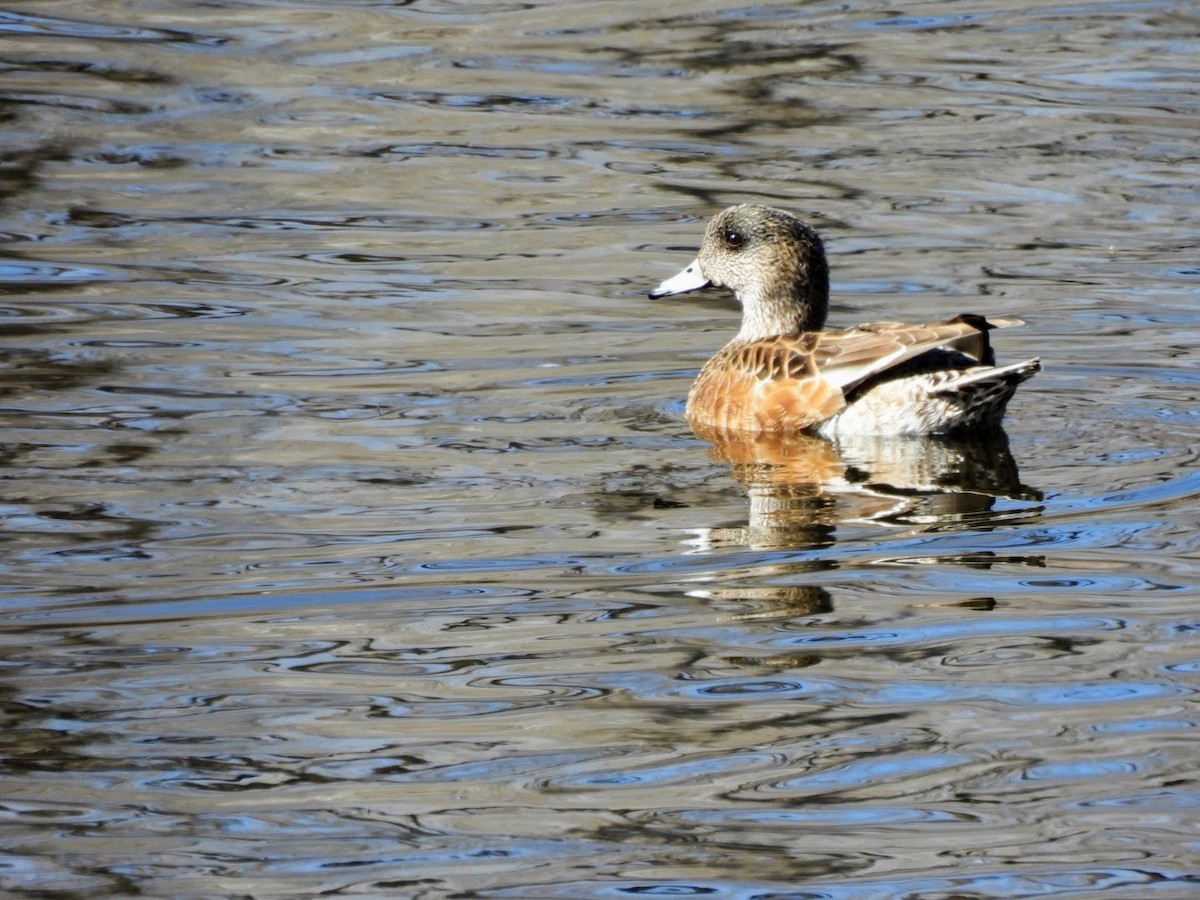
[811,314,1023,393]
[686,315,1024,436]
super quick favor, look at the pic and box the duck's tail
[932,357,1041,430]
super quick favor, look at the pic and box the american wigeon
[651,204,1040,439]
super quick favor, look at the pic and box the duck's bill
[649,258,710,298]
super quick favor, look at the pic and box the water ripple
[1,0,1198,896]
[0,9,225,44]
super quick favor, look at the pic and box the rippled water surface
[2,1,1199,897]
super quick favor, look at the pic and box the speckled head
[652,205,830,341]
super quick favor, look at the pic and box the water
[2,1,1198,897]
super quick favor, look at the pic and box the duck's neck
[735,280,829,342]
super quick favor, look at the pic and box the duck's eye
[723,230,744,249]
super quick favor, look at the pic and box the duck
[650,204,1040,439]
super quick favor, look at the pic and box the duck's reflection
[695,429,1040,551]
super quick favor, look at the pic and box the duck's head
[650,204,830,340]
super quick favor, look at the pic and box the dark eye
[723,230,744,249]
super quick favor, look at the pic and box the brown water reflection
[694,429,1039,551]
